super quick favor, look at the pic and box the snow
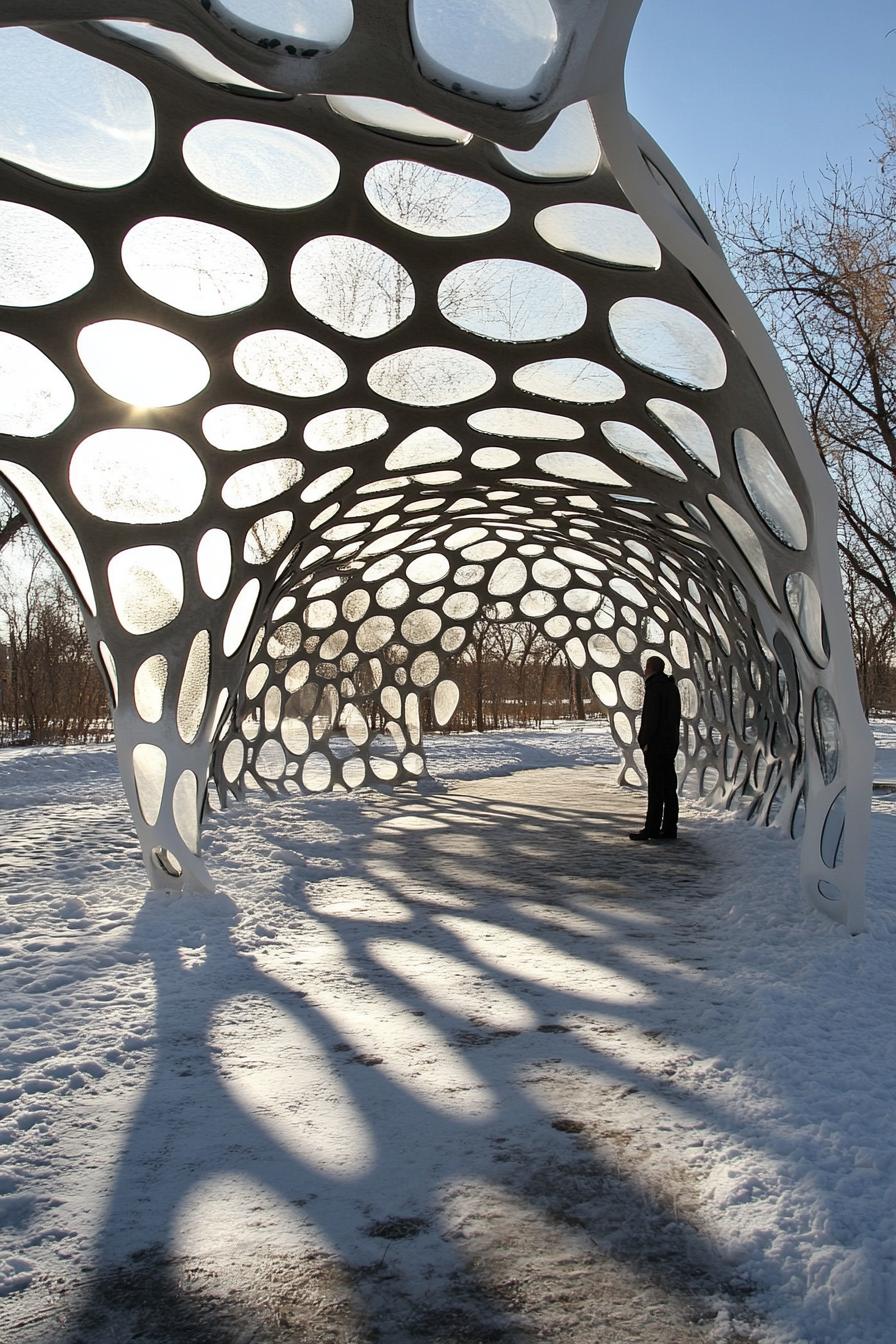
[0,721,894,1342]
[872,716,896,782]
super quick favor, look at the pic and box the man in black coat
[629,655,681,842]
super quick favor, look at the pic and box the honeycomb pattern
[0,6,873,928]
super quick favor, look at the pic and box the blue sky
[626,0,895,200]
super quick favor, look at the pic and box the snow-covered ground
[1,722,894,1343]
[872,716,896,782]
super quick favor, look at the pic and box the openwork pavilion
[0,2,874,929]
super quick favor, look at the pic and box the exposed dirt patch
[551,1117,586,1133]
[365,1216,429,1241]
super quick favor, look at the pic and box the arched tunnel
[0,1,874,927]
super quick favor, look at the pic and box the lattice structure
[0,2,874,929]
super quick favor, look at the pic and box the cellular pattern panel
[0,2,874,929]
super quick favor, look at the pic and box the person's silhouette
[629,656,681,843]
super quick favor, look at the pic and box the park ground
[1,722,895,1344]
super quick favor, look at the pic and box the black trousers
[644,750,679,836]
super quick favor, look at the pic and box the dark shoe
[628,830,659,842]
[655,831,678,842]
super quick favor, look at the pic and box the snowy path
[2,730,895,1343]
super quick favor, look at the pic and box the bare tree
[708,100,896,595]
[845,560,896,713]
[708,100,896,708]
[443,611,596,732]
[0,525,108,745]
[0,486,25,555]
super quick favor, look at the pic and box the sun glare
[76,319,210,409]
